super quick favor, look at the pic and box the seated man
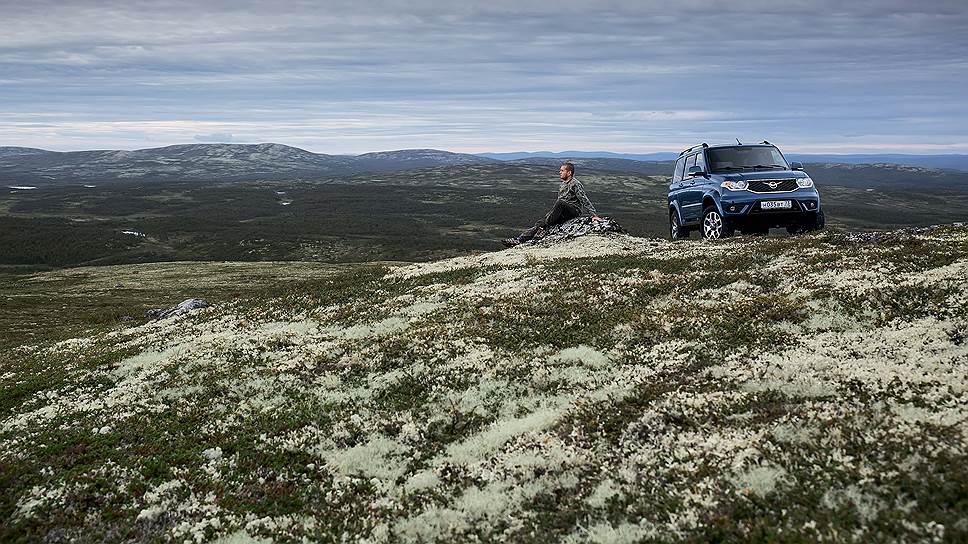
[503,162,601,247]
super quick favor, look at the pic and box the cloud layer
[1,1,967,153]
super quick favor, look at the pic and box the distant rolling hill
[1,143,967,191]
[0,147,50,158]
[0,144,498,184]
[354,149,500,170]
[0,143,352,183]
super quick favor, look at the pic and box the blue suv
[668,142,824,240]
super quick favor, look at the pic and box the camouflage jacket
[557,176,598,216]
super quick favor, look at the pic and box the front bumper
[719,188,821,227]
[721,198,820,216]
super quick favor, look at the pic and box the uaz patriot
[668,141,824,240]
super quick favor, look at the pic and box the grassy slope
[2,226,968,542]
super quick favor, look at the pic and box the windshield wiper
[714,165,785,172]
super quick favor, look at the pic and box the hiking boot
[502,237,521,248]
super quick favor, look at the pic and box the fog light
[729,205,737,212]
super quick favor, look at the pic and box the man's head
[559,162,575,181]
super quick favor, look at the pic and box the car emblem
[767,181,779,188]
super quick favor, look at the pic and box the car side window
[685,154,697,175]
[674,157,685,182]
[695,151,706,172]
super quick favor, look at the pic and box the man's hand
[591,215,603,222]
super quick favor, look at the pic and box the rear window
[685,154,697,173]
[674,157,685,181]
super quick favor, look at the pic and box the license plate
[761,200,792,210]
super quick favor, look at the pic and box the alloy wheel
[703,211,724,240]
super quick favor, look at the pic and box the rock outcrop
[527,216,627,245]
[144,298,211,320]
[842,223,965,243]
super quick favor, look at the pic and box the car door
[669,156,686,219]
[679,153,704,222]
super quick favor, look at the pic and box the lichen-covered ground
[2,226,968,542]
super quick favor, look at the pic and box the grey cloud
[0,1,966,152]
[193,132,236,143]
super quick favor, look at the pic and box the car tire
[792,210,826,234]
[810,209,826,231]
[789,210,825,235]
[701,206,733,240]
[670,210,688,240]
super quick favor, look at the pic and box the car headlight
[720,180,748,191]
[797,177,814,188]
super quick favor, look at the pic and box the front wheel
[789,210,826,235]
[701,207,733,240]
[809,209,826,231]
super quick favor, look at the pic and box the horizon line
[5,142,968,157]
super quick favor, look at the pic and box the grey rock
[840,224,961,243]
[145,298,211,320]
[527,216,627,245]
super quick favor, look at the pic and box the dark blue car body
[667,143,824,240]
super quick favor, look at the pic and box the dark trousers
[518,200,579,242]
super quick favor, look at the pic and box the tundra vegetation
[3,163,968,268]
[2,225,967,542]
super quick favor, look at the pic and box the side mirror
[790,161,804,170]
[687,166,705,176]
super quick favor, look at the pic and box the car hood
[718,170,808,181]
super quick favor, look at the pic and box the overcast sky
[1,0,967,154]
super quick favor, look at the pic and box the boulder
[527,216,627,245]
[144,298,211,320]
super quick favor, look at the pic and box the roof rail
[678,142,708,157]
[761,140,771,145]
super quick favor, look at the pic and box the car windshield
[706,146,789,173]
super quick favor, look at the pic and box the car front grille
[748,179,798,192]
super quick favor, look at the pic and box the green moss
[831,284,959,326]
